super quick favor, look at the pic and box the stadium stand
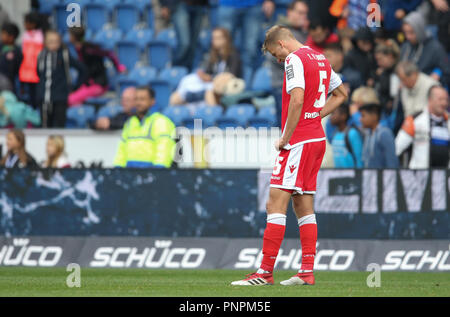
[66,104,96,128]
[163,105,191,127]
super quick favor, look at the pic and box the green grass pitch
[0,267,448,297]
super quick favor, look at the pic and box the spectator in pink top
[67,27,126,107]
[19,12,44,109]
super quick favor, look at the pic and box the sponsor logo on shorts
[289,165,296,174]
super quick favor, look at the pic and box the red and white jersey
[281,46,342,149]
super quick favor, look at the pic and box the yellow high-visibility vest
[114,112,176,168]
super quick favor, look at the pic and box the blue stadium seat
[54,4,71,33]
[123,0,150,11]
[146,6,155,29]
[116,4,139,33]
[96,104,123,119]
[251,67,272,92]
[149,80,171,110]
[84,28,94,42]
[116,41,141,70]
[208,4,219,29]
[155,28,178,50]
[124,28,154,51]
[233,28,243,52]
[62,0,89,10]
[256,106,277,126]
[223,104,256,126]
[85,96,113,107]
[117,78,138,95]
[192,49,204,70]
[105,59,118,91]
[247,117,272,128]
[216,117,240,129]
[158,67,189,91]
[93,28,123,51]
[128,66,158,85]
[39,0,60,15]
[85,3,109,34]
[192,106,223,127]
[147,41,172,70]
[198,29,212,53]
[180,118,196,129]
[66,105,96,128]
[243,66,254,88]
[162,106,191,126]
[92,0,121,13]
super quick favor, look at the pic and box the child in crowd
[37,30,86,127]
[42,135,70,168]
[329,103,364,168]
[0,22,23,93]
[360,103,399,168]
[19,12,44,109]
[0,129,38,168]
[68,26,126,106]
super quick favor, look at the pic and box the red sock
[299,215,317,272]
[260,215,286,272]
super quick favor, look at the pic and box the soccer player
[231,25,348,286]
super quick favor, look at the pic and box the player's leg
[280,193,317,286]
[231,188,292,286]
[279,141,325,286]
[259,188,292,272]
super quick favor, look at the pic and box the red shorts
[270,140,326,195]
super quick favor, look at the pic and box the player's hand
[274,137,288,151]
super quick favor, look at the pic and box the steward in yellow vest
[114,86,176,168]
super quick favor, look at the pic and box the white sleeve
[328,69,343,93]
[285,54,305,94]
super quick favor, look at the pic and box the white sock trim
[298,214,316,227]
[267,213,287,226]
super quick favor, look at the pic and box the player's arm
[276,54,305,150]
[320,70,348,119]
[278,87,304,149]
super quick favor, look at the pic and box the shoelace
[245,272,259,279]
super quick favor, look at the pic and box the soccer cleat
[231,272,274,286]
[280,272,315,286]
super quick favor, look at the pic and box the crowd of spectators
[0,0,449,169]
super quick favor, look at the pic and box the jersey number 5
[313,70,327,109]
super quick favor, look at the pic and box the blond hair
[262,25,295,54]
[45,135,65,168]
[351,86,380,105]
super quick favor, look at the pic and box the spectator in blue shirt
[329,103,364,168]
[360,103,400,168]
